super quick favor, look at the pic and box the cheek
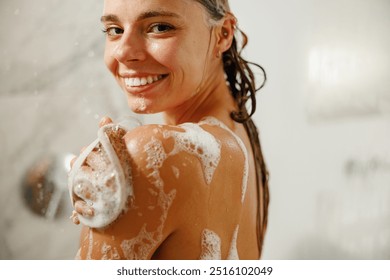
[104,44,117,75]
[149,41,179,70]
[149,40,205,84]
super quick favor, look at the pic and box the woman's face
[102,0,218,114]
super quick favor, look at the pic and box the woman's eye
[103,27,124,36]
[149,23,174,34]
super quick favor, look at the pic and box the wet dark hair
[194,0,270,257]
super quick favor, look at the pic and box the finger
[75,200,94,217]
[99,116,113,128]
[73,172,96,203]
[70,210,80,225]
[70,156,77,168]
[72,216,80,225]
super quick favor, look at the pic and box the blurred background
[0,0,389,259]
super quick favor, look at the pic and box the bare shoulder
[123,121,244,189]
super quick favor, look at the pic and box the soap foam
[74,248,81,260]
[199,226,240,260]
[118,187,176,259]
[86,228,94,260]
[171,165,180,179]
[227,225,240,260]
[144,136,167,189]
[134,97,147,112]
[199,229,222,260]
[162,123,222,185]
[200,117,249,202]
[101,242,120,260]
[121,224,156,260]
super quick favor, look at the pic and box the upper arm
[77,124,203,259]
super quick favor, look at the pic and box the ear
[215,13,236,56]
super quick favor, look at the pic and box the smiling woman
[101,0,219,116]
[68,0,269,260]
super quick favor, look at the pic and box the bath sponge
[68,119,139,228]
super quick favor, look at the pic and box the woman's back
[76,117,261,260]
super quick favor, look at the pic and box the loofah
[68,120,139,228]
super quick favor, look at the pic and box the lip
[119,73,169,95]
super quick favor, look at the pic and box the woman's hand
[69,116,113,225]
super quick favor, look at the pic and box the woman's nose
[112,33,147,63]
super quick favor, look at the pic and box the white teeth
[140,77,147,86]
[125,75,164,87]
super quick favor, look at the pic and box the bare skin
[70,0,262,259]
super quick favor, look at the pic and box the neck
[163,70,236,126]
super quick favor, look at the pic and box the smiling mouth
[124,74,168,88]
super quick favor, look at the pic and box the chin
[127,98,156,115]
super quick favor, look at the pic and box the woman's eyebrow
[101,10,181,23]
[100,14,120,23]
[137,10,181,20]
